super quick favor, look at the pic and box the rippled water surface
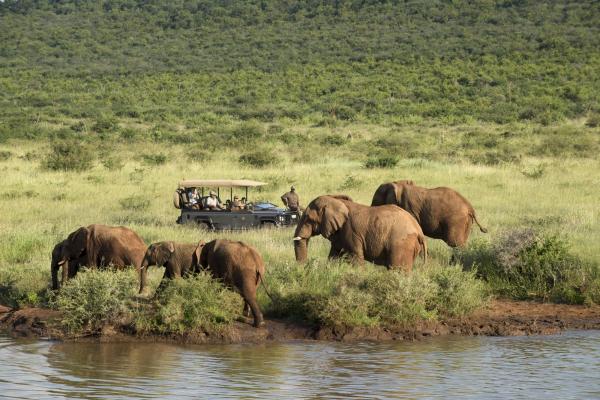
[1,331,599,399]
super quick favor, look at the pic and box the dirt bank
[2,300,600,344]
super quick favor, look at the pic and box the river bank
[2,300,600,344]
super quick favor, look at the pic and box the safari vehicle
[174,179,300,230]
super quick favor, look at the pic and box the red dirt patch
[2,300,599,343]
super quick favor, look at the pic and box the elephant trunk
[294,238,309,262]
[51,259,60,290]
[139,258,149,294]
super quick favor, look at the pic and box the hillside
[1,0,600,141]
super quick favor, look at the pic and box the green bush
[364,155,398,169]
[42,141,95,172]
[456,229,599,303]
[102,156,125,171]
[186,149,213,162]
[585,113,600,128]
[265,260,486,328]
[141,153,167,166]
[92,116,118,133]
[0,151,12,161]
[135,273,242,334]
[119,195,151,211]
[53,269,137,333]
[239,149,280,168]
[0,264,50,309]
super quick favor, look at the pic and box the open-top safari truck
[174,179,300,230]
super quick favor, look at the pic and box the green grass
[0,135,598,335]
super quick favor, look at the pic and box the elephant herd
[50,180,486,328]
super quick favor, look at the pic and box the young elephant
[51,224,147,290]
[139,241,199,294]
[293,195,427,272]
[194,239,268,328]
[371,180,487,247]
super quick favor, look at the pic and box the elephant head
[193,241,207,272]
[139,241,175,293]
[371,180,416,207]
[51,227,90,290]
[293,195,351,262]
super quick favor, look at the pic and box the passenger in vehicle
[231,195,245,211]
[187,188,201,209]
[204,190,224,210]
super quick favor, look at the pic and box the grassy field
[0,122,598,334]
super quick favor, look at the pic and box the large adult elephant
[194,239,269,328]
[371,180,487,247]
[51,224,147,289]
[293,195,427,271]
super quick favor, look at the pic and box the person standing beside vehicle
[281,186,300,211]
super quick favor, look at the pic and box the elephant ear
[167,241,175,253]
[194,241,205,267]
[321,199,349,239]
[67,227,90,258]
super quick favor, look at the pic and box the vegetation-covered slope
[1,0,600,139]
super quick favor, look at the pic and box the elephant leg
[328,245,343,259]
[61,261,70,287]
[446,223,468,247]
[389,242,413,273]
[243,301,251,318]
[241,283,264,328]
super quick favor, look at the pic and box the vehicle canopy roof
[178,179,267,189]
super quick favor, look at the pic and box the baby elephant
[194,239,268,328]
[139,241,199,294]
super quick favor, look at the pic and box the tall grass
[0,133,599,334]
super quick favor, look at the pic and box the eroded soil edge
[2,300,600,344]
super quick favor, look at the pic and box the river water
[1,331,599,399]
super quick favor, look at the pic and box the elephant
[50,240,87,290]
[293,195,427,272]
[194,239,269,328]
[139,241,199,294]
[51,224,147,290]
[371,180,487,247]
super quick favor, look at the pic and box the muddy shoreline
[2,300,600,344]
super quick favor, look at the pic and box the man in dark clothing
[281,186,300,211]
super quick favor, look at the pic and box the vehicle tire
[197,221,211,231]
[261,221,276,230]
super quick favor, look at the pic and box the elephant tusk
[57,260,65,266]
[293,236,303,241]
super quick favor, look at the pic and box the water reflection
[0,331,599,399]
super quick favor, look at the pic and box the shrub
[239,149,280,168]
[135,273,242,334]
[141,153,167,166]
[0,264,49,309]
[265,260,487,328]
[320,135,347,146]
[92,116,118,133]
[119,195,151,211]
[456,228,598,303]
[186,149,213,162]
[53,269,137,333]
[0,151,12,161]
[585,113,600,128]
[338,175,362,190]
[102,156,125,171]
[364,155,398,169]
[521,163,546,179]
[43,141,94,172]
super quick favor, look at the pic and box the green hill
[1,0,599,141]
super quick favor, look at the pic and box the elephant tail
[419,235,427,264]
[470,211,488,233]
[257,270,276,303]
